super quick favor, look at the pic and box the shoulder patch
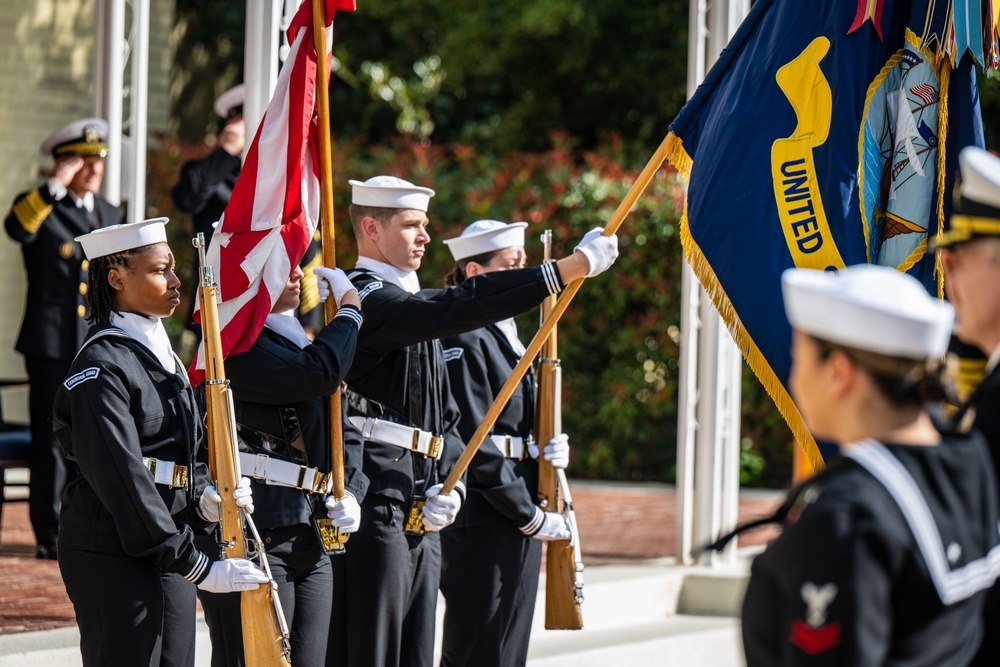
[442,347,464,362]
[64,367,100,390]
[357,280,384,302]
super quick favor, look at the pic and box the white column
[126,0,149,222]
[94,0,125,206]
[244,0,283,155]
[675,0,709,566]
[677,0,748,567]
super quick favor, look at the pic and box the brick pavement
[0,482,782,636]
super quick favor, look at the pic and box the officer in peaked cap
[172,83,322,337]
[936,145,1000,664]
[326,176,619,667]
[3,117,125,560]
[172,84,245,251]
[741,265,1000,666]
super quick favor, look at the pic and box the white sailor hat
[349,176,435,212]
[39,118,109,158]
[443,220,528,261]
[781,264,954,359]
[214,84,246,118]
[75,217,170,261]
[934,147,1000,248]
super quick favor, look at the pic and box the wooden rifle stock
[536,231,584,630]
[195,234,292,666]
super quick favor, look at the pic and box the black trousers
[439,523,542,667]
[25,355,72,554]
[328,496,440,667]
[58,548,196,667]
[200,524,332,667]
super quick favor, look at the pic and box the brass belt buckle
[404,500,427,536]
[310,472,331,495]
[311,512,348,555]
[504,434,513,458]
[427,436,443,460]
[170,465,188,489]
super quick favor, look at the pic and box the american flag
[909,83,939,106]
[190,0,355,383]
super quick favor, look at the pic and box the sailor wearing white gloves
[325,179,618,667]
[52,219,265,667]
[197,261,366,667]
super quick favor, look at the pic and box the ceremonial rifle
[436,135,672,502]
[536,230,584,629]
[195,233,292,666]
[310,0,349,555]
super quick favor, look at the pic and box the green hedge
[147,134,793,488]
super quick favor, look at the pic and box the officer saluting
[3,118,125,560]
[327,177,618,667]
[54,219,265,667]
[171,84,245,246]
[741,265,1000,666]
[438,220,572,667]
[936,146,1000,664]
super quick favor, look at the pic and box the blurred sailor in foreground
[3,117,125,559]
[740,265,1000,666]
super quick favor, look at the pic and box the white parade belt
[348,416,443,459]
[239,452,331,494]
[490,434,531,460]
[141,457,188,489]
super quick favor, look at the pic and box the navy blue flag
[667,0,993,467]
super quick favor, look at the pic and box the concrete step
[527,616,742,667]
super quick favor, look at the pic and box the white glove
[325,491,361,534]
[197,558,269,594]
[543,433,571,469]
[421,483,462,532]
[574,226,619,277]
[199,477,255,523]
[314,266,358,308]
[532,511,572,542]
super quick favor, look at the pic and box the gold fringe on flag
[669,143,824,472]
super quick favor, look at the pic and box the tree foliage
[148,133,794,488]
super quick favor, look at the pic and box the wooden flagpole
[311,0,346,507]
[440,133,673,494]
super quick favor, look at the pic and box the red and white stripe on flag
[189,0,356,385]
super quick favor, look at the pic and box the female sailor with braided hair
[741,265,1000,666]
[52,219,266,667]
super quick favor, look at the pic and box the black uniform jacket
[224,308,368,529]
[52,326,212,578]
[742,427,1000,667]
[345,265,561,504]
[171,147,241,242]
[442,324,538,529]
[4,186,124,360]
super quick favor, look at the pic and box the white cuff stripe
[541,263,560,295]
[335,307,364,329]
[519,507,544,536]
[184,552,210,583]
